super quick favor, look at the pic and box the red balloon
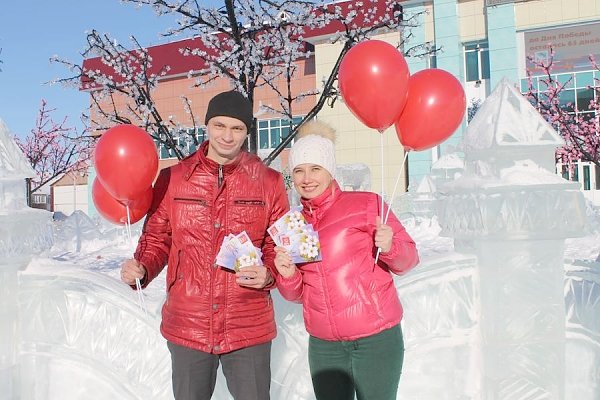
[339,40,410,132]
[94,124,158,202]
[395,69,466,151]
[92,178,153,225]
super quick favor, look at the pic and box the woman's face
[292,163,333,199]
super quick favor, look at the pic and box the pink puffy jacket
[275,181,419,341]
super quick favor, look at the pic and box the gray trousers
[167,341,271,400]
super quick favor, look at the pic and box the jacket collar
[300,180,341,220]
[181,141,247,181]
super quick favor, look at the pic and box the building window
[561,164,569,180]
[583,165,591,190]
[464,41,490,82]
[426,43,437,69]
[523,71,599,116]
[258,116,304,150]
[157,127,207,159]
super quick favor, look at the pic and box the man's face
[205,116,248,164]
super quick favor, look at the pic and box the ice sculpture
[0,118,53,399]
[18,266,172,400]
[435,79,587,399]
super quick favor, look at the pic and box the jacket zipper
[173,197,207,205]
[218,164,224,187]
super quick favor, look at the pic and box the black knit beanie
[204,90,254,132]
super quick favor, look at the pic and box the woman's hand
[274,246,298,278]
[374,216,393,253]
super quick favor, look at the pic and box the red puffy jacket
[135,141,289,354]
[276,181,419,341]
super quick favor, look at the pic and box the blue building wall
[487,3,519,89]
[405,1,521,190]
[404,3,432,190]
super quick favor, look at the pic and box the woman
[274,120,420,400]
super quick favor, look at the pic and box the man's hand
[120,258,147,286]
[236,265,273,289]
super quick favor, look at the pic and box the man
[120,90,289,400]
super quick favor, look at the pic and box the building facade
[403,0,600,204]
[83,0,600,219]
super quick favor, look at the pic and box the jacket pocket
[234,199,265,206]
[231,199,266,227]
[167,249,182,293]
[173,197,209,229]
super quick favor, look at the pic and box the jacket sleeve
[373,196,420,275]
[134,168,172,287]
[260,172,290,290]
[275,270,304,303]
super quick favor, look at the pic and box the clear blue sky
[0,1,181,139]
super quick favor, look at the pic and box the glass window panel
[481,49,490,79]
[259,130,269,149]
[576,88,594,111]
[431,54,437,68]
[271,120,280,127]
[583,165,591,190]
[538,79,552,91]
[465,51,479,82]
[539,91,550,104]
[572,165,579,182]
[281,126,291,149]
[160,145,171,159]
[576,71,594,87]
[579,112,595,126]
[258,120,268,129]
[270,127,281,148]
[595,165,600,190]
[557,73,574,89]
[559,89,575,112]
[561,165,569,180]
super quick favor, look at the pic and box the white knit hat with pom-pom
[289,120,336,177]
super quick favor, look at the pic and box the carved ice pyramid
[464,78,563,151]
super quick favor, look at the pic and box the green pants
[308,324,404,400]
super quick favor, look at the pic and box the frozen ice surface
[0,117,53,400]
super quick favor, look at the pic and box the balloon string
[126,204,147,317]
[379,131,385,217]
[383,151,409,224]
[375,150,409,265]
[135,277,148,317]
[125,204,132,243]
[375,130,385,266]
